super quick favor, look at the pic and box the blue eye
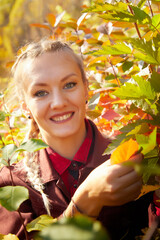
[64,82,77,89]
[35,90,48,97]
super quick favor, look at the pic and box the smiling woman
[22,51,88,158]
[0,38,159,240]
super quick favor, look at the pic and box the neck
[41,124,87,160]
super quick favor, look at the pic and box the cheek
[26,100,44,119]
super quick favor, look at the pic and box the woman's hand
[72,153,143,217]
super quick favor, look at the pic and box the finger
[118,169,142,189]
[109,164,135,178]
[118,180,142,204]
[123,180,142,201]
[129,152,143,164]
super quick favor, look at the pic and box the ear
[21,101,32,118]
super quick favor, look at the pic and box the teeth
[52,113,72,122]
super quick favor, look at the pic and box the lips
[50,112,74,122]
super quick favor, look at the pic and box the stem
[144,156,159,160]
[8,164,29,239]
[17,209,29,240]
[148,0,154,17]
[150,23,160,35]
[9,165,14,186]
[125,0,142,39]
[107,57,120,87]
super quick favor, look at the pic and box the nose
[50,89,67,109]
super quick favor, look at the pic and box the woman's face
[22,51,88,146]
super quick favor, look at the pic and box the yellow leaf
[138,185,160,199]
[47,13,56,27]
[0,234,19,240]
[111,139,139,164]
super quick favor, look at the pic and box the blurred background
[0,0,89,90]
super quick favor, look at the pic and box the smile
[50,113,73,122]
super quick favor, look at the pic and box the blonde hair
[12,39,87,99]
[12,38,88,215]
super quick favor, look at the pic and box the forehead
[19,51,84,93]
[23,51,81,79]
[30,51,78,69]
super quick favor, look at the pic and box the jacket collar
[38,119,111,184]
[85,120,111,168]
[38,149,60,184]
[16,120,111,185]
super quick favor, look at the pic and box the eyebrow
[32,73,78,87]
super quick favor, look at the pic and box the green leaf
[122,61,133,72]
[27,215,56,232]
[16,139,48,153]
[151,14,160,29]
[142,147,159,183]
[136,127,157,155]
[103,132,129,155]
[131,6,151,24]
[84,2,128,13]
[1,144,18,166]
[133,51,159,64]
[112,82,140,99]
[122,122,149,135]
[0,111,6,121]
[88,93,100,110]
[105,74,115,81]
[93,43,132,56]
[130,39,159,64]
[127,161,160,183]
[0,186,29,211]
[113,76,156,100]
[126,124,149,136]
[37,215,109,240]
[100,12,136,23]
[149,71,160,92]
[138,0,146,8]
[133,75,156,100]
[103,121,157,156]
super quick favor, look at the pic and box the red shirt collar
[46,119,92,176]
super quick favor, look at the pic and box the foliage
[0,186,29,212]
[0,0,84,89]
[1,0,160,239]
[34,215,109,240]
[26,215,57,232]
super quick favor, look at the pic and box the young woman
[0,39,158,240]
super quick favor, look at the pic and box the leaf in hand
[110,138,139,164]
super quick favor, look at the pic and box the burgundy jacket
[0,120,157,240]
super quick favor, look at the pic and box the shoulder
[86,119,112,166]
[88,119,111,147]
